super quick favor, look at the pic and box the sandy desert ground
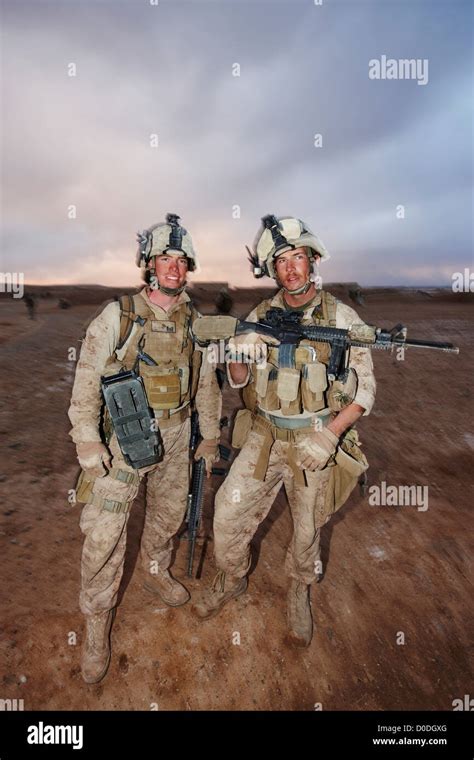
[0,283,472,711]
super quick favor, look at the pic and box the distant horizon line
[18,282,457,290]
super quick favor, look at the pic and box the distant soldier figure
[24,293,36,320]
[68,213,222,683]
[348,282,365,307]
[215,287,233,315]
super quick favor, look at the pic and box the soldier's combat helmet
[248,214,329,294]
[136,213,199,295]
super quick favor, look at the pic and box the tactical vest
[243,290,354,415]
[113,293,202,411]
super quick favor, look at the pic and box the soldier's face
[153,253,188,289]
[274,247,311,290]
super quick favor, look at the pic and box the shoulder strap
[187,301,200,324]
[182,301,194,349]
[117,294,148,350]
[256,298,272,321]
[321,291,338,327]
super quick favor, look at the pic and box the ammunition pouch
[101,369,163,469]
[325,430,368,516]
[140,361,193,410]
[248,359,357,417]
[140,364,181,410]
[327,367,358,413]
[277,367,301,415]
[76,467,141,514]
[301,361,327,412]
[254,364,279,411]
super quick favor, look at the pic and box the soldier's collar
[140,286,190,315]
[272,288,322,314]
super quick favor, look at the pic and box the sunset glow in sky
[1,0,472,287]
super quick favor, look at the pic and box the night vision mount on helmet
[136,213,197,269]
[136,213,198,296]
[247,214,330,296]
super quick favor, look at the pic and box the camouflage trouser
[79,418,190,616]
[213,430,333,585]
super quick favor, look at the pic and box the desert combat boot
[81,609,115,684]
[287,580,313,647]
[143,567,190,606]
[191,569,248,620]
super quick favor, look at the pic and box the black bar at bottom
[0,710,472,758]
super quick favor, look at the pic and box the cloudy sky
[1,0,472,287]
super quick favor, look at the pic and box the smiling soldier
[69,213,222,683]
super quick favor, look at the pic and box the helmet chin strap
[149,267,187,296]
[279,278,312,296]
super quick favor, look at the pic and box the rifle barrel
[401,338,459,353]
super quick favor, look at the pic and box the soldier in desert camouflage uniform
[69,214,221,683]
[192,215,376,647]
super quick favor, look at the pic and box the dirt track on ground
[0,286,472,710]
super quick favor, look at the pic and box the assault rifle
[192,308,459,381]
[187,411,207,577]
[187,411,230,578]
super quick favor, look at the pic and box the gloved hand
[195,438,220,478]
[76,441,111,478]
[295,428,339,472]
[228,331,279,363]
